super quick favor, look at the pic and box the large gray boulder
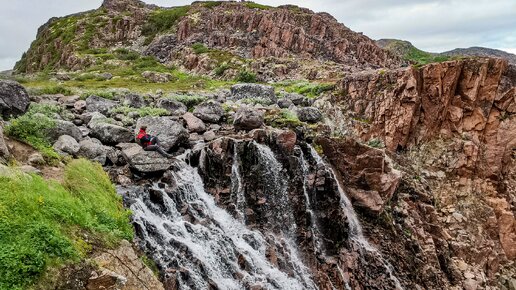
[230,84,277,104]
[78,138,109,165]
[156,98,187,115]
[182,112,206,133]
[47,119,83,142]
[123,94,145,108]
[233,106,264,131]
[296,107,323,123]
[53,135,80,156]
[0,80,30,118]
[86,95,117,115]
[284,93,311,106]
[135,117,188,151]
[121,144,171,173]
[193,101,225,123]
[90,122,133,145]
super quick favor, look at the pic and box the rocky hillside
[442,47,516,65]
[15,0,400,80]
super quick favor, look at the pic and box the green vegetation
[166,95,207,110]
[4,104,62,163]
[214,63,230,77]
[277,81,335,98]
[241,98,273,106]
[0,159,132,290]
[80,90,117,100]
[114,48,140,61]
[265,109,303,128]
[236,70,257,83]
[367,138,385,149]
[405,46,450,67]
[192,43,210,54]
[202,1,223,8]
[142,6,190,42]
[245,2,272,10]
[110,106,169,117]
[30,85,74,96]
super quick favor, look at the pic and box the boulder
[0,126,10,162]
[123,94,145,108]
[182,112,206,133]
[233,106,264,131]
[28,153,45,166]
[86,95,117,115]
[53,135,80,156]
[47,119,83,142]
[0,80,30,118]
[78,138,109,165]
[193,101,225,123]
[141,71,174,83]
[318,137,402,215]
[230,84,277,104]
[284,93,310,106]
[135,117,188,151]
[296,107,322,123]
[90,122,133,145]
[58,95,80,108]
[157,98,187,115]
[74,100,87,112]
[277,98,294,109]
[121,145,171,173]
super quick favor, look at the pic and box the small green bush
[202,1,223,8]
[192,43,209,54]
[4,104,62,163]
[34,85,74,96]
[265,109,303,128]
[214,63,230,76]
[0,159,132,289]
[367,138,385,149]
[80,90,117,100]
[235,70,257,83]
[167,95,207,110]
[142,6,190,37]
[114,48,140,61]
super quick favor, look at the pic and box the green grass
[265,109,303,128]
[0,159,132,290]
[110,106,169,117]
[235,70,257,83]
[202,1,223,8]
[278,81,335,98]
[142,6,190,38]
[192,43,210,54]
[166,95,208,110]
[4,104,63,163]
[245,2,272,10]
[405,47,451,67]
[30,85,74,96]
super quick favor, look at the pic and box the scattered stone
[157,98,187,115]
[135,117,189,151]
[78,138,109,165]
[193,101,225,123]
[296,107,322,123]
[0,80,30,118]
[99,72,113,80]
[183,112,206,133]
[123,93,145,108]
[47,119,83,142]
[0,126,10,162]
[53,135,80,156]
[19,165,42,175]
[28,153,45,166]
[142,71,174,83]
[86,95,117,115]
[277,98,294,109]
[90,122,133,145]
[58,95,80,108]
[284,93,310,106]
[74,100,87,112]
[203,130,217,142]
[233,106,264,131]
[230,84,277,104]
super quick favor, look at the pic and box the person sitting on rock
[136,126,172,158]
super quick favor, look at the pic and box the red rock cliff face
[337,58,516,180]
[176,3,400,69]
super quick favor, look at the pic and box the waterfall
[308,145,404,290]
[123,154,317,290]
[231,142,246,222]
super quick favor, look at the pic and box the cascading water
[308,145,403,290]
[231,143,246,222]
[123,152,317,290]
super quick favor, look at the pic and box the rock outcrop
[121,144,171,173]
[134,117,188,152]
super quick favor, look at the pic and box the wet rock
[86,95,117,115]
[233,106,264,131]
[296,107,322,123]
[275,130,297,153]
[230,83,277,104]
[183,112,206,133]
[90,122,133,145]
[123,93,145,108]
[157,98,187,115]
[121,145,172,173]
[53,135,80,156]
[193,101,225,123]
[0,80,30,118]
[78,138,109,165]
[135,117,189,151]
[318,137,402,214]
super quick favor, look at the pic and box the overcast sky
[1,0,515,70]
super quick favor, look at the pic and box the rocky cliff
[15,0,400,79]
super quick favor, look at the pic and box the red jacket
[137,129,151,148]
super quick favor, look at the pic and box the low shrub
[235,70,257,83]
[214,63,230,77]
[167,95,207,110]
[33,85,74,96]
[110,106,168,117]
[192,43,210,54]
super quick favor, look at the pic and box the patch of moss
[142,6,190,37]
[265,109,304,128]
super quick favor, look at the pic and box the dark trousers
[144,137,170,157]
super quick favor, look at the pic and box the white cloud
[1,0,515,70]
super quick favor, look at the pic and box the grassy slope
[0,159,132,290]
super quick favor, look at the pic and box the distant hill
[441,47,516,64]
[377,39,516,65]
